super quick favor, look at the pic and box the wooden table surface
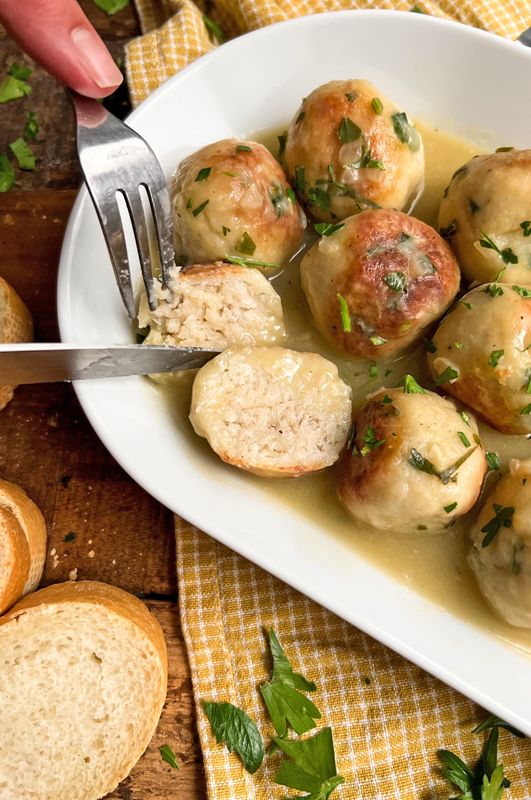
[0,3,207,797]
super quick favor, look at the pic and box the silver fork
[69,91,175,319]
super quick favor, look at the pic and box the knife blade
[0,343,219,384]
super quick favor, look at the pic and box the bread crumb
[69,568,78,581]
[88,539,93,545]
[88,550,95,558]
[112,559,116,565]
[49,548,56,556]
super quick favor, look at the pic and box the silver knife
[0,343,219,384]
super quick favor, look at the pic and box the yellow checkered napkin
[126,2,531,797]
[125,0,531,106]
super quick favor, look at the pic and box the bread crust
[0,506,30,614]
[0,276,33,410]
[0,478,47,593]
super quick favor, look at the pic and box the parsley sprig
[478,232,518,265]
[273,728,345,800]
[481,504,515,548]
[203,701,264,774]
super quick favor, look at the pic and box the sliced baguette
[0,580,168,800]
[0,478,47,596]
[0,506,30,615]
[0,276,33,410]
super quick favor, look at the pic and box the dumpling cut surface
[428,283,531,434]
[438,148,531,285]
[284,79,424,222]
[337,387,487,533]
[469,459,531,628]
[172,138,306,273]
[0,581,167,800]
[301,209,460,359]
[189,346,352,477]
[138,262,286,350]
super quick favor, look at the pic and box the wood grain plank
[107,600,207,799]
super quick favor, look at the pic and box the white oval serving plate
[58,10,531,733]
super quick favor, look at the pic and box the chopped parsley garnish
[23,111,39,141]
[434,366,459,384]
[0,154,15,193]
[359,427,386,455]
[369,362,378,378]
[269,184,286,217]
[495,145,514,152]
[513,285,531,298]
[485,283,504,297]
[195,166,211,182]
[235,144,252,152]
[314,222,344,236]
[186,197,192,209]
[382,394,393,404]
[391,112,420,152]
[486,452,501,471]
[520,220,531,236]
[308,186,331,211]
[444,502,457,513]
[203,13,224,42]
[439,219,457,240]
[468,198,480,214]
[8,63,32,81]
[273,728,344,799]
[521,403,531,415]
[337,116,362,143]
[458,431,471,448]
[237,232,256,255]
[203,701,264,774]
[192,199,209,217]
[0,74,32,104]
[225,255,280,270]
[222,225,230,236]
[488,349,504,368]
[383,271,407,292]
[294,165,306,193]
[409,445,477,484]
[369,335,387,346]
[286,187,296,202]
[479,231,518,264]
[425,339,437,353]
[371,97,383,114]
[481,504,515,547]
[401,374,426,394]
[337,293,351,333]
[453,341,464,350]
[277,132,287,159]
[460,411,471,426]
[159,744,180,770]
[63,532,77,543]
[460,300,473,310]
[92,0,129,14]
[296,110,305,124]
[345,91,357,102]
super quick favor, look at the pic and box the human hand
[0,0,123,98]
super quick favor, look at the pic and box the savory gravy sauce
[162,122,531,652]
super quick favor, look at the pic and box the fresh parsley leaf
[9,137,35,170]
[369,361,378,378]
[314,222,344,236]
[337,293,351,333]
[203,14,225,43]
[160,744,180,769]
[488,349,504,368]
[460,411,471,426]
[481,504,515,547]
[236,144,252,152]
[391,112,420,152]
[286,187,296,202]
[485,284,504,297]
[383,271,407,292]
[520,220,531,236]
[473,715,525,739]
[401,374,426,394]
[369,335,387,346]
[345,91,357,102]
[237,231,256,255]
[267,630,316,692]
[513,285,531,298]
[444,502,458,513]
[0,154,15,193]
[461,300,473,310]
[359,427,386,456]
[520,403,531,415]
[203,701,264,774]
[278,132,287,159]
[434,366,459,384]
[486,452,501,471]
[337,117,362,143]
[192,199,209,217]
[308,186,331,211]
[458,431,471,447]
[195,166,211,182]
[371,97,383,114]
[225,255,280,270]
[437,748,475,794]
[92,0,129,14]
[274,728,344,800]
[9,63,32,81]
[23,110,39,141]
[479,232,518,264]
[0,75,31,104]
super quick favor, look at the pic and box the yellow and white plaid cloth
[125,2,531,797]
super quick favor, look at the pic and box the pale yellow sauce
[162,123,531,652]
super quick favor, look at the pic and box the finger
[0,0,123,98]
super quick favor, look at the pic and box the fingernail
[71,27,123,89]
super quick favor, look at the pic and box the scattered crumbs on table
[88,550,95,559]
[68,568,78,581]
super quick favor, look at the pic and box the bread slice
[0,478,47,596]
[0,276,33,410]
[0,581,168,800]
[0,506,30,615]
